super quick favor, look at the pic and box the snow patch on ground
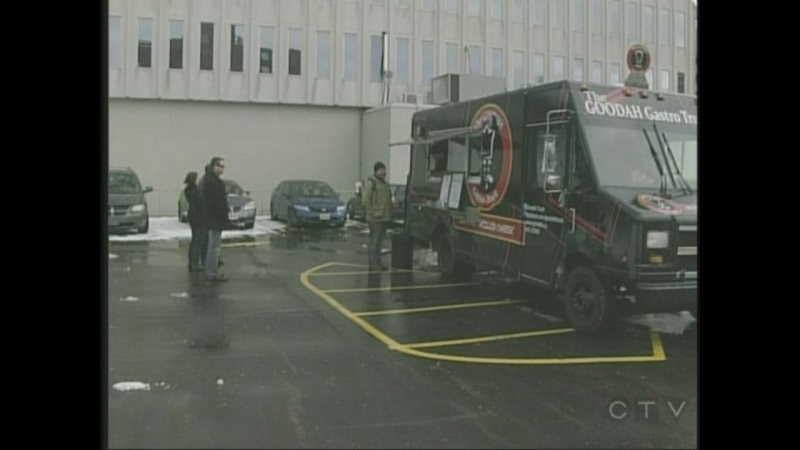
[119,296,139,302]
[109,253,119,259]
[112,381,150,391]
[171,292,189,298]
[625,311,696,335]
[109,216,285,242]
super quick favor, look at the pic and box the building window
[468,0,480,16]
[468,45,482,75]
[513,0,525,23]
[553,55,565,80]
[422,0,434,10]
[644,6,654,44]
[554,0,565,29]
[676,11,686,48]
[422,40,435,86]
[609,0,621,38]
[344,33,358,79]
[289,28,302,75]
[592,0,602,35]
[533,0,545,26]
[513,51,524,89]
[200,22,214,70]
[168,20,183,69]
[627,3,639,40]
[591,60,602,83]
[396,38,410,83]
[573,58,584,81]
[371,35,383,82]
[398,0,410,7]
[660,9,670,46]
[533,53,545,84]
[446,42,459,74]
[573,0,584,32]
[109,16,121,69]
[446,0,458,13]
[610,62,621,85]
[491,0,503,19]
[230,24,244,72]
[260,26,274,74]
[316,30,330,79]
[660,69,670,91]
[489,48,503,77]
[677,72,685,93]
[137,18,153,68]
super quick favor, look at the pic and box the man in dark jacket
[184,171,207,271]
[200,157,230,282]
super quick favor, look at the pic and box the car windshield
[109,172,140,193]
[294,182,337,197]
[224,180,245,195]
[584,125,697,191]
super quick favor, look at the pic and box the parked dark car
[346,183,406,223]
[108,166,152,234]
[270,180,346,228]
[223,179,256,229]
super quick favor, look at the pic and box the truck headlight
[337,205,346,212]
[244,201,255,210]
[646,231,669,249]
[130,204,145,213]
[293,205,309,211]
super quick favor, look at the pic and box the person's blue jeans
[368,221,389,268]
[205,229,223,276]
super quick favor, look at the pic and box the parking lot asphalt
[107,218,697,449]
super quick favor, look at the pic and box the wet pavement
[108,219,697,449]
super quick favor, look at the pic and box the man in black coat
[200,157,230,281]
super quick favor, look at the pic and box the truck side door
[519,120,570,287]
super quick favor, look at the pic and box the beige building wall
[109,98,362,217]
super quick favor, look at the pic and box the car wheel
[137,216,149,234]
[563,267,616,334]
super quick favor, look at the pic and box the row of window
[377,0,689,46]
[110,18,688,92]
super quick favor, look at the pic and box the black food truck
[392,79,697,333]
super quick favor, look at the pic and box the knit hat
[374,161,386,172]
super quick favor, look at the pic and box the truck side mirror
[143,186,153,194]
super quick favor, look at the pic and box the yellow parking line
[354,299,524,317]
[321,282,477,293]
[309,269,434,276]
[300,262,667,365]
[403,328,575,349]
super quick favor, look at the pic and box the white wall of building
[109,98,362,217]
[109,0,698,107]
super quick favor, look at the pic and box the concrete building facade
[108,0,697,217]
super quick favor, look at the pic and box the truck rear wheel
[436,232,474,281]
[563,267,614,334]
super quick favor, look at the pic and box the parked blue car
[269,179,347,228]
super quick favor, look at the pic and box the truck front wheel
[563,267,614,334]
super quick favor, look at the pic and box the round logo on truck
[467,104,513,211]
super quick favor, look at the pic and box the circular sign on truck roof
[626,45,651,74]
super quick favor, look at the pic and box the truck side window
[570,136,594,193]
[537,125,567,189]
[428,139,448,176]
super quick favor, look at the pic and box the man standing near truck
[362,161,392,271]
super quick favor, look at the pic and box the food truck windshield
[584,124,697,191]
